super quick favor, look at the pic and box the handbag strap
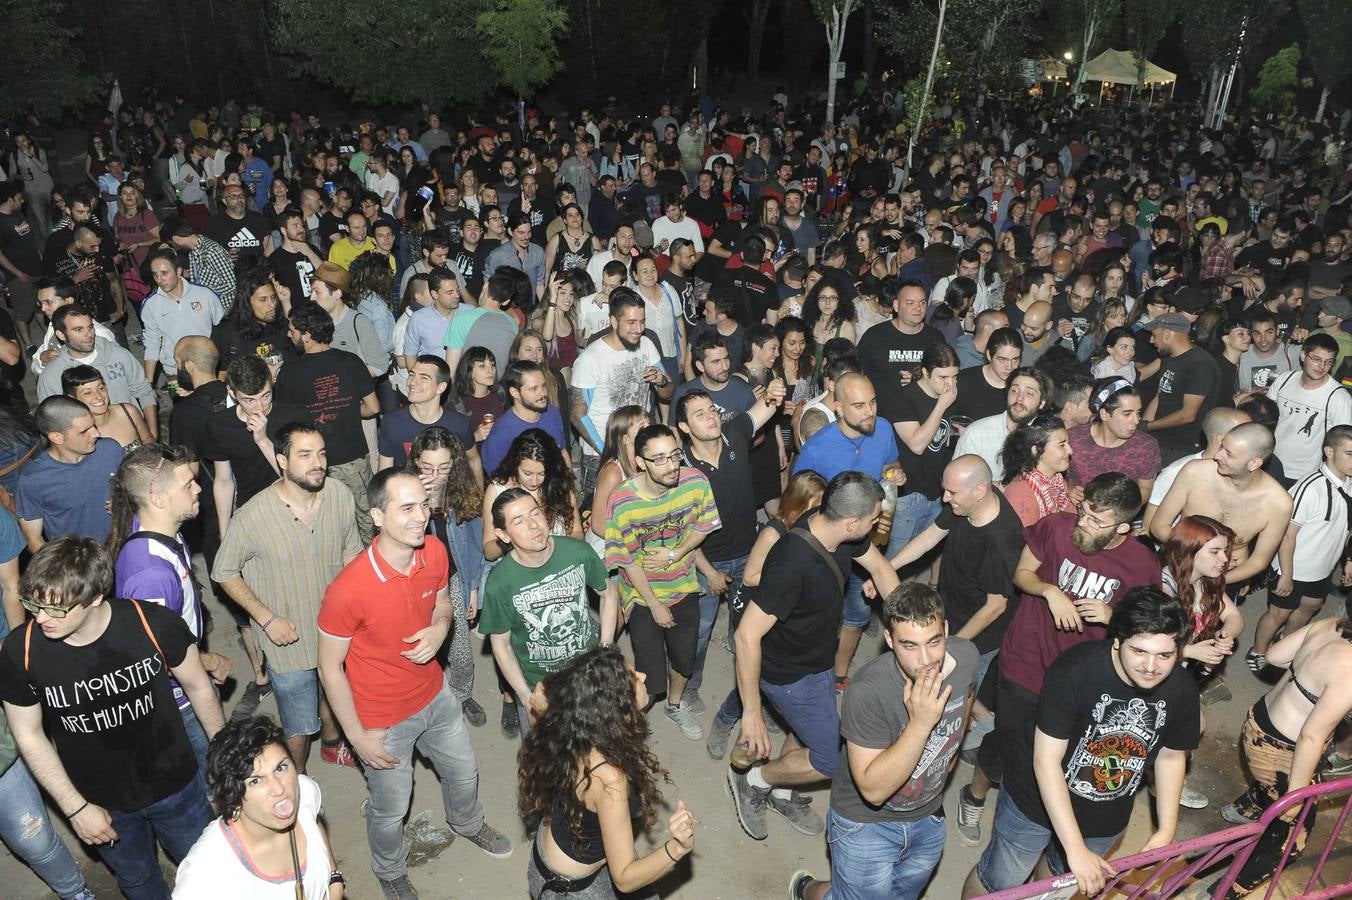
[789,527,846,597]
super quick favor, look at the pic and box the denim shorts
[760,669,841,777]
[975,789,1121,893]
[269,665,321,737]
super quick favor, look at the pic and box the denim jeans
[886,493,943,567]
[0,760,88,898]
[825,807,947,900]
[686,555,747,697]
[443,516,485,614]
[179,703,209,777]
[975,789,1121,893]
[98,774,213,900]
[364,684,486,881]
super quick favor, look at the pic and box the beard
[845,414,876,435]
[1070,525,1117,554]
[287,469,325,493]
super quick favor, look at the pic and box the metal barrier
[981,775,1352,899]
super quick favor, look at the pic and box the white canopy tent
[1079,49,1177,101]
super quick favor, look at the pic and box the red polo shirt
[318,538,449,727]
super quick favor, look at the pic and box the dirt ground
[2,565,1349,899]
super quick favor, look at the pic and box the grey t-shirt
[1238,344,1298,393]
[830,636,979,822]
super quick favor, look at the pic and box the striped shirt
[211,479,362,671]
[605,468,721,610]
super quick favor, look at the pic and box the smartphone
[323,180,335,197]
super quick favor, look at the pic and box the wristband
[329,869,346,886]
[664,839,679,863]
[68,801,89,819]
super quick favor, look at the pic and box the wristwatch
[329,869,345,886]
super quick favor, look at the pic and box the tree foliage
[476,0,569,98]
[1250,44,1301,113]
[1056,0,1121,90]
[1297,0,1352,97]
[875,0,1039,94]
[1119,0,1177,85]
[0,0,102,119]
[1176,0,1286,83]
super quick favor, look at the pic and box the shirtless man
[1220,613,1352,898]
[1142,407,1251,536]
[1149,423,1292,586]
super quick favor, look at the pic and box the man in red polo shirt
[318,469,514,898]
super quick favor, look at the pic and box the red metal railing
[981,775,1352,899]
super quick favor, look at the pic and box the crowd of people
[0,81,1350,900]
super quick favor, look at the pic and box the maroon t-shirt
[999,512,1162,695]
[1066,426,1162,487]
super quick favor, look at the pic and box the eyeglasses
[20,596,76,618]
[1076,503,1122,531]
[1305,355,1336,368]
[417,463,454,475]
[642,452,684,467]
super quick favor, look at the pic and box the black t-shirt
[170,380,229,501]
[1213,351,1239,408]
[0,603,198,811]
[435,206,474,245]
[272,349,374,465]
[205,402,311,506]
[1003,641,1200,838]
[207,211,270,261]
[0,211,41,275]
[683,192,726,231]
[318,210,347,246]
[694,222,745,283]
[714,266,777,328]
[793,164,828,208]
[885,382,954,499]
[755,512,872,684]
[1051,295,1099,349]
[270,247,316,304]
[935,494,1025,652]
[377,407,474,467]
[953,366,1007,421]
[684,413,757,561]
[1235,241,1290,280]
[449,243,486,298]
[857,323,944,396]
[210,317,293,370]
[662,270,698,325]
[1151,346,1220,462]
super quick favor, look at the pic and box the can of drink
[481,413,495,428]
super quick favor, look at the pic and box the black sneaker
[1245,649,1266,674]
[461,697,487,727]
[955,784,985,846]
[501,699,520,738]
[231,680,273,720]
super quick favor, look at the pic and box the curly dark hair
[518,646,669,855]
[492,428,576,532]
[206,716,289,819]
[999,412,1066,482]
[407,426,482,523]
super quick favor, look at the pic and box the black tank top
[550,761,641,864]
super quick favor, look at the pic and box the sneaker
[665,702,704,741]
[1323,751,1352,778]
[461,697,487,728]
[955,784,985,846]
[456,822,514,859]
[1246,649,1266,674]
[320,741,360,768]
[501,699,520,738]
[1221,803,1256,825]
[378,874,420,899]
[726,766,770,840]
[683,689,706,716]
[834,675,849,697]
[69,891,97,900]
[789,870,818,900]
[231,679,273,720]
[707,717,735,760]
[769,792,823,835]
[1179,780,1210,810]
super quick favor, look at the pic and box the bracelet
[260,616,275,631]
[664,839,679,863]
[329,869,346,886]
[68,801,88,819]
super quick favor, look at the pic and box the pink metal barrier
[980,775,1352,900]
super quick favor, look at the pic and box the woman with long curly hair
[520,646,696,899]
[407,426,486,726]
[484,429,581,561]
[1000,413,1075,526]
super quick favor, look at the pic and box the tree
[476,0,568,99]
[1298,0,1352,121]
[1058,0,1121,91]
[1250,44,1301,114]
[1121,0,1178,90]
[272,0,499,107]
[0,0,101,119]
[906,0,948,167]
[1177,0,1285,126]
[876,0,1040,101]
[812,0,864,125]
[744,0,773,82]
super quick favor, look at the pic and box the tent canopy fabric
[1080,49,1177,86]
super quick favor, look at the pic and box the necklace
[845,431,868,456]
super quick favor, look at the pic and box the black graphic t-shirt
[0,602,198,811]
[206,210,270,262]
[832,637,979,822]
[885,381,955,499]
[1004,641,1200,838]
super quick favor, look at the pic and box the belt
[532,838,604,895]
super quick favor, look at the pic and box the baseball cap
[1143,311,1191,334]
[1320,296,1352,320]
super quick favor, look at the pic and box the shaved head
[1228,422,1275,462]
[1023,301,1052,330]
[834,371,872,402]
[946,454,992,488]
[1202,406,1251,442]
[174,335,219,375]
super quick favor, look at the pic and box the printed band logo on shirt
[45,653,164,734]
[1067,695,1167,802]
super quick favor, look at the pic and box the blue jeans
[825,807,947,900]
[364,685,485,881]
[99,775,213,900]
[686,555,747,696]
[0,760,88,898]
[759,670,841,777]
[268,665,321,738]
[887,493,943,566]
[975,788,1121,893]
[180,703,209,777]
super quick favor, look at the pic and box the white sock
[770,787,794,800]
[746,767,771,791]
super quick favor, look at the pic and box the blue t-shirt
[668,377,756,425]
[481,406,568,475]
[0,508,24,643]
[15,439,124,541]
[792,421,898,481]
[377,408,475,468]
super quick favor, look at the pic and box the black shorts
[627,595,699,698]
[1266,570,1332,611]
[976,666,1040,785]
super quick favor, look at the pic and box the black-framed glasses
[642,452,684,467]
[20,597,76,619]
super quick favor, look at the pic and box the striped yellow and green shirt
[604,468,720,611]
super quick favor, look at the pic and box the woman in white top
[174,717,341,899]
[1090,325,1138,382]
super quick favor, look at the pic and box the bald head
[1051,249,1075,278]
[174,335,219,381]
[1228,422,1275,462]
[946,454,993,488]
[834,372,873,403]
[1202,406,1251,442]
[1021,301,1052,342]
